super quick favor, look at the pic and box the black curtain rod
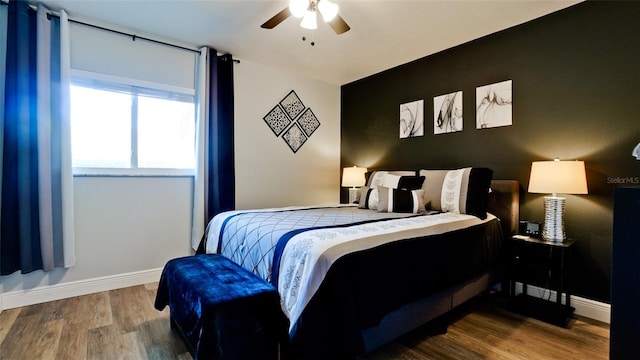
[11,4,241,63]
[67,17,201,54]
[65,17,240,63]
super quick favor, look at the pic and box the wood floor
[0,283,609,360]
[361,297,610,360]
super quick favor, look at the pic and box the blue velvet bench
[154,254,289,360]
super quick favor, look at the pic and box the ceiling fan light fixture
[318,0,339,22]
[289,0,308,18]
[262,0,349,34]
[300,9,318,30]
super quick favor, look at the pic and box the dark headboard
[487,180,520,237]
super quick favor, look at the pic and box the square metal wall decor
[297,108,320,137]
[279,90,306,121]
[262,90,321,153]
[282,123,308,153]
[263,104,292,136]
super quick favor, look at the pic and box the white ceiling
[36,0,583,85]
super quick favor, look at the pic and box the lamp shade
[528,160,588,195]
[341,166,367,187]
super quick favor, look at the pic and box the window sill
[73,167,195,177]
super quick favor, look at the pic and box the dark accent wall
[340,1,640,303]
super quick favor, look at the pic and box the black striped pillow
[376,187,426,214]
[358,186,378,210]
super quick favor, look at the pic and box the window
[70,79,195,175]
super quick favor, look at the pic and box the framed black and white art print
[399,99,424,138]
[476,80,512,129]
[433,91,463,135]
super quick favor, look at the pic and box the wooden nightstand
[508,235,576,327]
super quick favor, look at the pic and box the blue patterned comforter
[204,205,413,282]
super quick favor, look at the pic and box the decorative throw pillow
[382,173,425,190]
[465,167,493,219]
[382,173,401,188]
[397,175,425,190]
[441,169,468,214]
[377,186,426,214]
[419,169,450,210]
[358,186,379,210]
[365,170,416,188]
[366,171,389,188]
[362,171,423,210]
[439,167,493,219]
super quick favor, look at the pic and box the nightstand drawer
[510,238,573,270]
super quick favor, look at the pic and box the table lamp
[528,159,588,242]
[342,166,367,204]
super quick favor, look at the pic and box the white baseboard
[514,282,611,324]
[1,268,163,310]
[1,273,612,325]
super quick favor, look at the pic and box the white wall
[1,177,193,307]
[235,59,341,209]
[0,56,340,309]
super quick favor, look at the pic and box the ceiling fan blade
[261,7,291,29]
[328,14,350,34]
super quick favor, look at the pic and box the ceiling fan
[261,0,351,35]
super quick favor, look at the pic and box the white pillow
[382,173,401,189]
[368,171,388,188]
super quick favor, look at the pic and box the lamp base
[542,196,566,242]
[348,187,359,204]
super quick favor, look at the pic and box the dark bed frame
[361,179,520,352]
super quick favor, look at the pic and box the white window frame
[70,69,196,177]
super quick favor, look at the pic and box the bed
[196,168,520,359]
